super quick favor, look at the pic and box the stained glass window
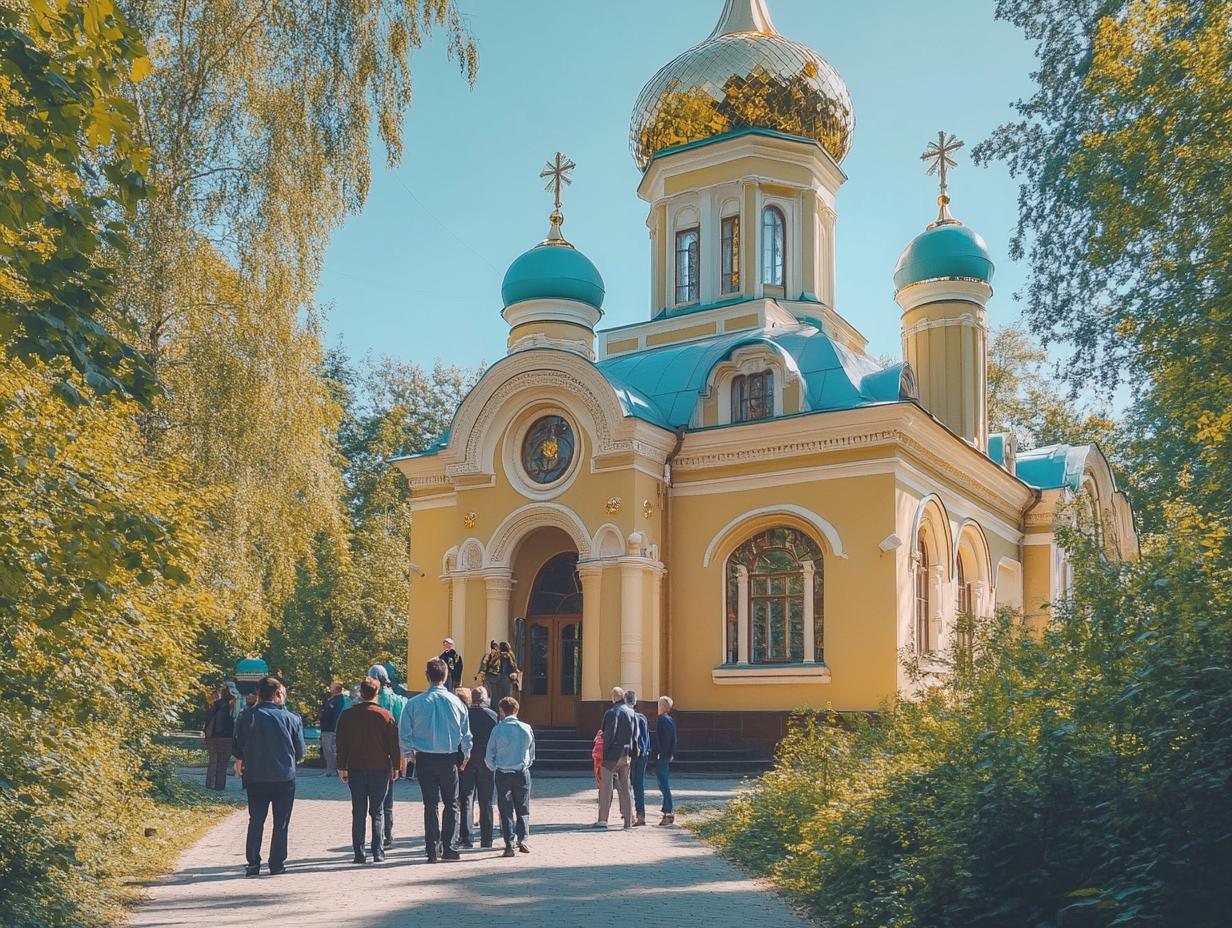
[761,206,785,287]
[675,227,700,304]
[528,552,582,614]
[732,370,773,422]
[721,215,740,294]
[725,528,823,664]
[521,415,575,485]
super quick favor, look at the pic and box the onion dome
[501,212,605,310]
[630,0,855,171]
[894,223,994,292]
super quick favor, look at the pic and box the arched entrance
[517,551,583,727]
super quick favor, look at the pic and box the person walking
[485,696,535,858]
[232,677,305,877]
[399,659,472,862]
[335,676,401,864]
[595,686,636,830]
[368,664,408,848]
[203,683,240,791]
[655,696,678,826]
[318,681,349,776]
[625,691,650,826]
[455,688,498,848]
[439,638,464,691]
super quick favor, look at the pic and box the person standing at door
[625,690,651,827]
[232,677,305,876]
[655,696,677,826]
[399,659,472,862]
[335,676,401,863]
[455,688,498,848]
[485,696,536,858]
[480,642,518,701]
[439,638,464,691]
[595,686,636,830]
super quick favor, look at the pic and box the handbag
[510,670,523,691]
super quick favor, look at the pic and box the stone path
[129,771,809,928]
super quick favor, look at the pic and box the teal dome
[502,243,605,310]
[894,223,994,291]
[235,658,268,675]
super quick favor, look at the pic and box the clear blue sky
[317,0,1038,371]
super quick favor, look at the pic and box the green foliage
[0,0,159,403]
[708,536,1232,926]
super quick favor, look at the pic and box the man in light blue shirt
[485,696,536,857]
[399,659,472,862]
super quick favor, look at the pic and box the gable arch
[910,494,953,578]
[953,518,993,585]
[486,502,592,568]
[702,504,846,568]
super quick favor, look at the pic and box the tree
[0,1,158,403]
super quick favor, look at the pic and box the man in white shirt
[484,696,536,858]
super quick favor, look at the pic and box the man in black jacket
[439,638,464,691]
[595,686,636,830]
[233,677,305,876]
[455,687,498,848]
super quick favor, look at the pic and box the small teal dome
[502,243,605,310]
[235,657,269,675]
[894,223,994,291]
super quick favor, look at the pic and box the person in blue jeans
[232,677,305,876]
[625,690,651,827]
[336,676,402,863]
[485,696,536,857]
[655,695,678,826]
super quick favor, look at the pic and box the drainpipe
[662,426,687,695]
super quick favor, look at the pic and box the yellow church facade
[393,0,1137,745]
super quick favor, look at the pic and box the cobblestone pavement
[129,770,809,928]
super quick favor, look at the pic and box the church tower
[895,133,994,449]
[628,0,855,329]
[500,153,605,361]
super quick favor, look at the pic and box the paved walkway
[130,771,808,928]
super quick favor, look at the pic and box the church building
[392,0,1137,747]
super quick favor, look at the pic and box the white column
[972,579,988,619]
[736,564,750,665]
[649,566,664,696]
[449,574,468,662]
[929,564,946,652]
[484,570,513,648]
[577,562,605,701]
[801,560,816,664]
[620,559,644,693]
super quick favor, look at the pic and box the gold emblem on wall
[541,438,559,462]
[463,512,478,529]
[642,499,654,518]
[606,496,622,514]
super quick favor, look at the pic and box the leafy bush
[706,531,1232,927]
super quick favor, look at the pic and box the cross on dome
[921,131,965,227]
[538,151,576,247]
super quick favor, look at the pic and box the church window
[731,370,774,423]
[956,552,974,655]
[521,415,575,485]
[725,528,823,664]
[528,552,582,614]
[721,216,740,294]
[761,206,785,288]
[915,529,932,654]
[675,227,700,304]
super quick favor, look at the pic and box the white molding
[502,298,602,331]
[485,502,592,568]
[1022,532,1055,546]
[501,403,584,501]
[711,664,832,685]
[409,493,457,512]
[901,310,988,340]
[895,277,994,313]
[702,504,847,565]
[507,332,595,361]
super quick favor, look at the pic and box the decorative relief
[463,512,478,529]
[606,497,622,514]
[642,499,654,518]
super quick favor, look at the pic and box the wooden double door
[518,615,582,728]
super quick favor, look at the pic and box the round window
[521,415,575,485]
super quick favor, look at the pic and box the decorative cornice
[901,311,988,341]
[896,277,993,314]
[507,332,595,361]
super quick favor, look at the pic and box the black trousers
[245,779,295,869]
[347,769,390,854]
[415,752,460,857]
[458,759,495,845]
[495,768,531,848]
[382,773,395,840]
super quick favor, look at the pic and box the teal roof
[987,432,1009,468]
[596,324,912,429]
[1015,443,1093,491]
[502,243,605,310]
[894,222,994,291]
[235,658,269,675]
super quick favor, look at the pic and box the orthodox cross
[540,151,576,211]
[920,131,964,226]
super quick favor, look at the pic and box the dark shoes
[442,851,461,862]
[353,852,367,864]
[268,866,286,876]
[502,847,516,858]
[458,840,474,849]
[480,840,494,849]
[372,847,387,862]
[518,842,530,854]
[244,865,261,877]
[383,835,393,849]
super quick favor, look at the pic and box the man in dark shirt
[455,688,499,848]
[233,677,305,876]
[318,681,348,775]
[596,686,636,830]
[655,695,678,826]
[336,676,401,863]
[439,638,464,691]
[625,690,651,827]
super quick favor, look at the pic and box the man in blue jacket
[596,686,636,830]
[233,676,305,877]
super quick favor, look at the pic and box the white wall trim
[712,664,832,685]
[485,502,592,568]
[410,493,457,512]
[702,504,847,566]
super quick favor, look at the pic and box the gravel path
[128,770,808,928]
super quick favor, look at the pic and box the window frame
[720,214,740,295]
[915,529,932,655]
[725,527,824,666]
[761,205,786,290]
[731,369,775,424]
[674,226,701,306]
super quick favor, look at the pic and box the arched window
[761,206,785,288]
[1079,486,1105,555]
[955,551,974,655]
[731,370,774,423]
[721,215,740,294]
[528,552,582,614]
[725,528,823,664]
[915,529,932,654]
[675,227,700,305]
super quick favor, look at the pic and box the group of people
[210,644,678,877]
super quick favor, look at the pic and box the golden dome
[630,0,854,171]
